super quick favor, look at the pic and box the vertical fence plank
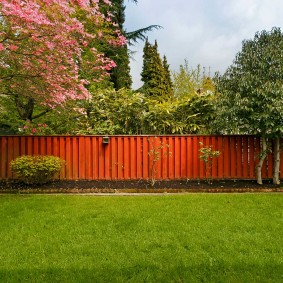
[92,137,99,180]
[248,137,255,179]
[0,137,7,179]
[78,137,86,179]
[123,137,130,179]
[186,137,193,179]
[230,136,236,178]
[104,138,111,180]
[12,137,20,178]
[160,136,167,179]
[72,137,79,180]
[59,137,65,179]
[136,137,142,179]
[141,137,147,179]
[98,137,105,179]
[84,137,91,180]
[192,137,199,179]
[168,136,175,179]
[117,137,124,179]
[65,137,71,179]
[236,136,242,178]
[148,136,154,181]
[174,137,181,179]
[216,137,223,178]
[129,137,136,179]
[199,136,205,179]
[7,137,14,178]
[39,137,46,156]
[110,136,117,180]
[223,136,230,178]
[242,136,249,178]
[156,136,162,180]
[210,136,219,178]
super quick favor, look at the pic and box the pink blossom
[103,0,112,5]
[8,45,18,51]
[0,0,125,110]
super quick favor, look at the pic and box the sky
[124,0,283,89]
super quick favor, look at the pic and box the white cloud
[125,0,283,89]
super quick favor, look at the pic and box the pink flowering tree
[0,0,125,122]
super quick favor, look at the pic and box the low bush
[10,155,65,184]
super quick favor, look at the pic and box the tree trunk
[273,137,281,185]
[256,136,267,185]
[14,95,35,122]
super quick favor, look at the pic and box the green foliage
[171,61,217,133]
[199,142,221,163]
[10,155,65,184]
[81,86,215,135]
[18,121,54,135]
[214,27,283,184]
[172,60,215,98]
[199,142,221,183]
[162,55,173,95]
[141,40,172,98]
[214,27,283,137]
[93,0,161,90]
[81,87,145,134]
[148,137,171,186]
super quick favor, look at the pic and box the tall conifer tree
[163,55,173,95]
[100,0,161,90]
[141,40,172,98]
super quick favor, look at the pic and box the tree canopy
[0,0,124,121]
[215,27,283,184]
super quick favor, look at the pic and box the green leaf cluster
[199,142,221,164]
[214,27,283,137]
[79,85,216,135]
[10,155,65,185]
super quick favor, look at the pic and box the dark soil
[0,179,282,194]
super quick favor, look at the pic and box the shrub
[10,155,65,185]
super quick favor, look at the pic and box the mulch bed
[0,179,282,194]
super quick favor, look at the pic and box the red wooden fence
[0,135,282,180]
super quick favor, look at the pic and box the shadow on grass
[0,263,282,282]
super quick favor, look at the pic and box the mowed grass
[0,194,282,283]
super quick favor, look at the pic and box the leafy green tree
[171,61,217,133]
[172,60,209,98]
[81,88,145,135]
[215,27,283,184]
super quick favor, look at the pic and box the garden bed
[0,179,282,194]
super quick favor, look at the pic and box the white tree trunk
[273,137,281,185]
[256,137,267,185]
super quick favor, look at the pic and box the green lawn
[0,194,282,283]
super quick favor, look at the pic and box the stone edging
[0,188,282,194]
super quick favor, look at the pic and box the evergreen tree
[141,40,171,98]
[100,0,161,90]
[107,0,132,89]
[162,55,173,95]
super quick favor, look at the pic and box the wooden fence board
[0,135,282,181]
